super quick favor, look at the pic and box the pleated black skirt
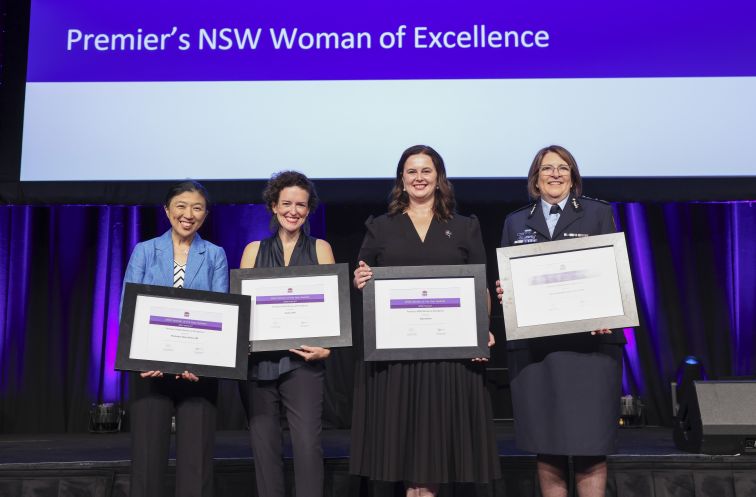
[508,336,624,456]
[350,360,501,484]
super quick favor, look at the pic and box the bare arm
[239,241,261,269]
[315,239,336,264]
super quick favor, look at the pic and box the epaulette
[508,202,538,218]
[580,195,611,205]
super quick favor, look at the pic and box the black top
[358,212,486,267]
[249,233,319,381]
[501,194,626,347]
[255,233,319,269]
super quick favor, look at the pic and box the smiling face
[401,153,438,204]
[272,186,310,234]
[164,190,208,241]
[537,151,573,204]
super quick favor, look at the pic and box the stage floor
[1,425,755,497]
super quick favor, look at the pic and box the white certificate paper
[497,232,639,340]
[241,275,340,341]
[374,277,478,349]
[510,246,624,327]
[129,295,240,367]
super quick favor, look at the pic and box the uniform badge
[515,228,538,244]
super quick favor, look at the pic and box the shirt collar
[541,196,569,217]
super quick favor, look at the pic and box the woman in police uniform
[498,145,625,497]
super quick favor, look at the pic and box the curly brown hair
[262,170,319,232]
[526,145,583,200]
[387,145,455,221]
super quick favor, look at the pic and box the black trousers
[246,364,324,497]
[130,375,218,497]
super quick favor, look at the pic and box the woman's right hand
[353,260,373,290]
[140,370,163,378]
[139,370,199,382]
[495,279,504,304]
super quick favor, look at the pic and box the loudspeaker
[673,380,756,454]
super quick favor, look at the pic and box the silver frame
[496,232,639,340]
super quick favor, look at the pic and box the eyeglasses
[539,165,571,176]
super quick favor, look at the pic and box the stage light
[619,395,644,427]
[673,355,707,416]
[88,403,125,433]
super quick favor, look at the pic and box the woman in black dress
[239,171,334,497]
[497,145,624,497]
[351,145,501,497]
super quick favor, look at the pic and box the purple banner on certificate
[256,294,325,305]
[149,315,223,331]
[529,269,591,285]
[390,298,461,309]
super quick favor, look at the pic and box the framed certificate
[363,264,489,361]
[116,283,251,380]
[230,264,352,352]
[497,232,639,341]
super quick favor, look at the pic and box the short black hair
[164,180,211,209]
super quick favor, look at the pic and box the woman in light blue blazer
[123,180,228,497]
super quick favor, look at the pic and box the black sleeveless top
[249,234,320,381]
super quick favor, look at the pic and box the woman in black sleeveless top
[239,171,335,497]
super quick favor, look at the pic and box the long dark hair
[387,145,455,221]
[526,145,583,200]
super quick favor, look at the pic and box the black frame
[116,283,251,380]
[230,263,352,352]
[363,264,489,361]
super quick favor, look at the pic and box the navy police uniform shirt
[500,194,626,347]
[501,194,615,246]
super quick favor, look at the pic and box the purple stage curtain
[0,201,753,432]
[0,203,324,432]
[613,201,755,424]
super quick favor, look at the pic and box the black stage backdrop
[0,199,754,433]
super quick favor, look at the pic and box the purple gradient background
[27,0,756,82]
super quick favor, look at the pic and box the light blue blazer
[123,229,229,293]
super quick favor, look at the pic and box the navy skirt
[508,334,623,456]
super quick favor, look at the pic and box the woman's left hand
[290,345,331,361]
[472,332,495,363]
[591,328,612,335]
[176,370,200,382]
